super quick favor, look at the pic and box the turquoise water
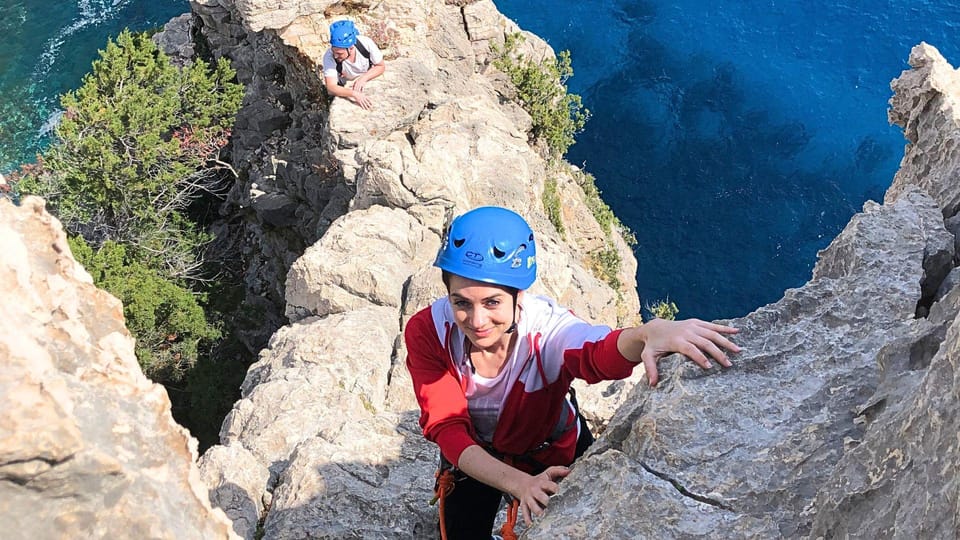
[495,0,960,320]
[4,1,959,320]
[0,0,189,171]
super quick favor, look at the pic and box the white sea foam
[38,109,64,138]
[32,0,133,80]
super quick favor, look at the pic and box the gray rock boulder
[527,188,949,538]
[0,197,238,540]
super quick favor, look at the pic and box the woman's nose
[468,308,487,328]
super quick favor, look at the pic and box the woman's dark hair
[442,270,519,296]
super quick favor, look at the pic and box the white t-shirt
[463,351,514,443]
[321,35,384,83]
[455,335,525,444]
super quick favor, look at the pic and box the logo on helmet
[511,257,522,268]
[466,251,484,261]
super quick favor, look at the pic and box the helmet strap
[506,289,519,334]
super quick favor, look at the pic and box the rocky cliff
[190,0,960,532]
[186,7,960,532]
[0,197,238,540]
[3,0,959,538]
[187,0,640,354]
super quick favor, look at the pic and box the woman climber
[404,206,741,539]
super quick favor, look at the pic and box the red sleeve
[404,307,478,466]
[562,328,636,383]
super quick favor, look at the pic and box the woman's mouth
[471,327,493,338]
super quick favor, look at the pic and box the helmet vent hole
[492,246,506,259]
[453,238,465,248]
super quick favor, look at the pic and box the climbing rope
[500,498,520,540]
[432,468,456,540]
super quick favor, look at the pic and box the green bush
[493,33,589,157]
[69,236,220,380]
[575,169,635,245]
[17,29,243,278]
[646,298,679,321]
[590,247,623,290]
[10,30,250,449]
[542,176,565,238]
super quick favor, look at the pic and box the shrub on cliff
[69,236,220,381]
[493,33,589,157]
[16,29,243,279]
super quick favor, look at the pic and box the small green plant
[575,169,635,245]
[492,33,589,157]
[542,176,565,238]
[646,298,679,320]
[589,247,622,290]
[359,393,377,414]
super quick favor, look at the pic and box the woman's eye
[484,300,500,308]
[454,300,471,308]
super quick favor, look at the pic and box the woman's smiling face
[446,274,520,351]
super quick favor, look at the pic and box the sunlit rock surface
[9,1,957,538]
[0,197,238,540]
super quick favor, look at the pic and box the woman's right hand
[515,465,571,525]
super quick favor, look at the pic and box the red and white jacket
[404,294,637,471]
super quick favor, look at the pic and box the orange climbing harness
[431,467,521,540]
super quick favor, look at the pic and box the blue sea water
[0,0,189,170]
[3,1,959,321]
[496,0,960,320]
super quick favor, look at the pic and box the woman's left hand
[620,318,741,387]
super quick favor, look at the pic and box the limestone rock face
[201,307,440,538]
[887,43,960,217]
[153,13,196,67]
[0,197,237,540]
[808,283,960,539]
[284,206,439,321]
[187,0,616,356]
[528,188,952,538]
[191,0,642,537]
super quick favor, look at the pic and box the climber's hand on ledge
[350,89,372,110]
[618,318,741,387]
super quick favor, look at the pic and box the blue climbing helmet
[329,20,358,48]
[435,206,537,290]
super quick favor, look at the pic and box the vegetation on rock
[492,32,589,158]
[493,35,635,294]
[15,29,242,279]
[542,175,565,238]
[645,298,679,321]
[69,236,221,381]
